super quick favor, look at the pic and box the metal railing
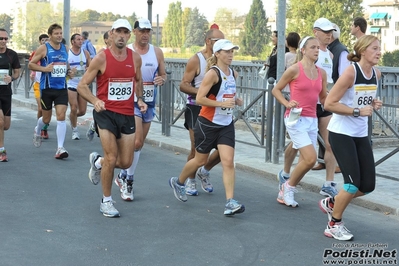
[14,59,399,169]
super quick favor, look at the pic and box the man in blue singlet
[29,23,75,159]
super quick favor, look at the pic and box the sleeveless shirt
[316,48,333,84]
[40,42,68,90]
[96,48,136,116]
[129,44,159,108]
[67,48,87,89]
[187,52,207,105]
[285,62,322,118]
[199,66,236,126]
[328,63,378,137]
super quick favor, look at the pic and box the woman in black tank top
[321,35,383,241]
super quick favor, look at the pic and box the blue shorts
[134,106,155,123]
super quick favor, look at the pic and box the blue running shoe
[196,167,213,193]
[185,178,198,196]
[224,199,245,216]
[277,170,289,190]
[169,177,187,202]
[86,120,96,141]
[320,182,338,197]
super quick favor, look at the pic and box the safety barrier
[14,58,399,169]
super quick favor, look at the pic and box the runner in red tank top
[77,19,147,218]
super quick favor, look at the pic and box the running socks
[201,166,210,175]
[102,196,112,202]
[330,216,342,225]
[36,117,45,135]
[56,120,66,148]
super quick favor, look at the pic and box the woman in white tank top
[320,35,383,241]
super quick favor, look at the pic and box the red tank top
[96,49,136,115]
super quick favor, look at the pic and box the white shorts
[285,116,318,150]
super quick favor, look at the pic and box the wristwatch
[353,108,360,117]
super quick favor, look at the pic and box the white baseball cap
[112,19,132,31]
[313,18,336,31]
[332,23,341,39]
[213,39,239,54]
[134,18,152,30]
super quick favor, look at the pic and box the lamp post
[147,0,153,43]
[147,0,153,23]
[63,0,70,46]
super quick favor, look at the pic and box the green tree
[98,12,119,22]
[77,9,101,22]
[185,8,208,47]
[125,12,138,28]
[213,8,244,46]
[181,7,192,48]
[382,50,399,67]
[13,1,60,52]
[286,0,363,48]
[241,0,269,56]
[0,14,12,34]
[163,1,183,49]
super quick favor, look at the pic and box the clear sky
[5,0,274,22]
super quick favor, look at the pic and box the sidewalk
[11,90,399,216]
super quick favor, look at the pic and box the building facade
[368,1,399,53]
[72,21,163,49]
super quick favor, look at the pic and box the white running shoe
[324,221,354,241]
[196,167,213,193]
[55,147,68,159]
[185,178,198,196]
[281,182,298,207]
[86,120,96,141]
[169,177,187,202]
[114,172,125,192]
[121,179,134,201]
[72,131,80,140]
[88,152,101,185]
[319,197,334,221]
[33,132,42,148]
[100,200,120,217]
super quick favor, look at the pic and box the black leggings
[329,132,375,194]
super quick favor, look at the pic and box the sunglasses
[316,28,333,34]
[0,37,8,41]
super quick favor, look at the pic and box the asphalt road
[1,106,398,266]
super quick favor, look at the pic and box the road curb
[144,137,398,216]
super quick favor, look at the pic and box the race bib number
[134,82,154,102]
[217,93,235,115]
[51,63,67,78]
[353,84,377,108]
[108,78,133,101]
[0,69,8,85]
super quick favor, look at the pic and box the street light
[147,0,153,43]
[147,0,153,23]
